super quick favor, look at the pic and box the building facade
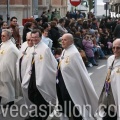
[0,0,67,25]
[110,0,120,13]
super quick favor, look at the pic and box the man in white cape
[0,29,21,107]
[97,39,120,120]
[17,32,33,111]
[56,33,98,120]
[22,29,57,120]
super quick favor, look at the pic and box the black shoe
[93,63,98,66]
[3,101,14,108]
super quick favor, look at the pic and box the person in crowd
[47,9,52,22]
[76,18,83,31]
[74,31,84,50]
[9,16,21,48]
[41,29,53,49]
[91,33,107,59]
[82,34,98,66]
[91,18,98,30]
[31,21,39,29]
[81,29,87,39]
[17,32,33,102]
[113,23,120,39]
[82,20,89,29]
[22,29,57,120]
[35,17,43,30]
[69,21,77,35]
[97,38,120,120]
[57,18,68,36]
[99,18,107,29]
[22,22,32,42]
[52,17,59,24]
[17,32,34,120]
[99,28,112,55]
[0,29,21,108]
[56,33,98,120]
[1,21,8,29]
[42,22,51,38]
[64,19,74,34]
[41,11,48,24]
[49,21,60,48]
[54,47,62,61]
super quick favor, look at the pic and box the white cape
[0,40,21,103]
[107,55,120,120]
[22,41,57,105]
[17,41,33,108]
[60,44,98,120]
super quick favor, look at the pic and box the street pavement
[0,59,108,120]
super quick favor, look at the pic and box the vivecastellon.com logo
[0,103,119,118]
[110,12,120,18]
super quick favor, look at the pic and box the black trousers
[28,63,50,120]
[56,69,83,120]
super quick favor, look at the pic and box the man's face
[26,35,33,47]
[39,20,42,25]
[43,31,48,37]
[61,35,72,49]
[61,21,65,27]
[31,32,40,45]
[1,31,9,42]
[11,18,17,26]
[112,41,120,58]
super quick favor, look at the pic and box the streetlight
[32,0,38,18]
[103,0,109,17]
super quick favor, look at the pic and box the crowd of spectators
[0,10,120,67]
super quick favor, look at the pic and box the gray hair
[2,29,12,38]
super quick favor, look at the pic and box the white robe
[17,41,33,108]
[0,40,20,103]
[107,55,120,119]
[22,41,57,105]
[59,44,98,120]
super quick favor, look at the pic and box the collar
[34,41,41,48]
[65,44,74,51]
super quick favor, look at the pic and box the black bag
[98,60,116,112]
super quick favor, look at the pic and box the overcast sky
[97,0,105,5]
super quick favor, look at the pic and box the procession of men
[0,13,120,120]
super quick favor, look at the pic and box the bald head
[112,39,120,58]
[26,32,31,38]
[61,33,74,49]
[26,32,33,47]
[62,33,74,42]
[113,39,120,46]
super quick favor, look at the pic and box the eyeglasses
[112,46,120,50]
[1,35,6,37]
[27,39,32,41]
[31,37,40,39]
